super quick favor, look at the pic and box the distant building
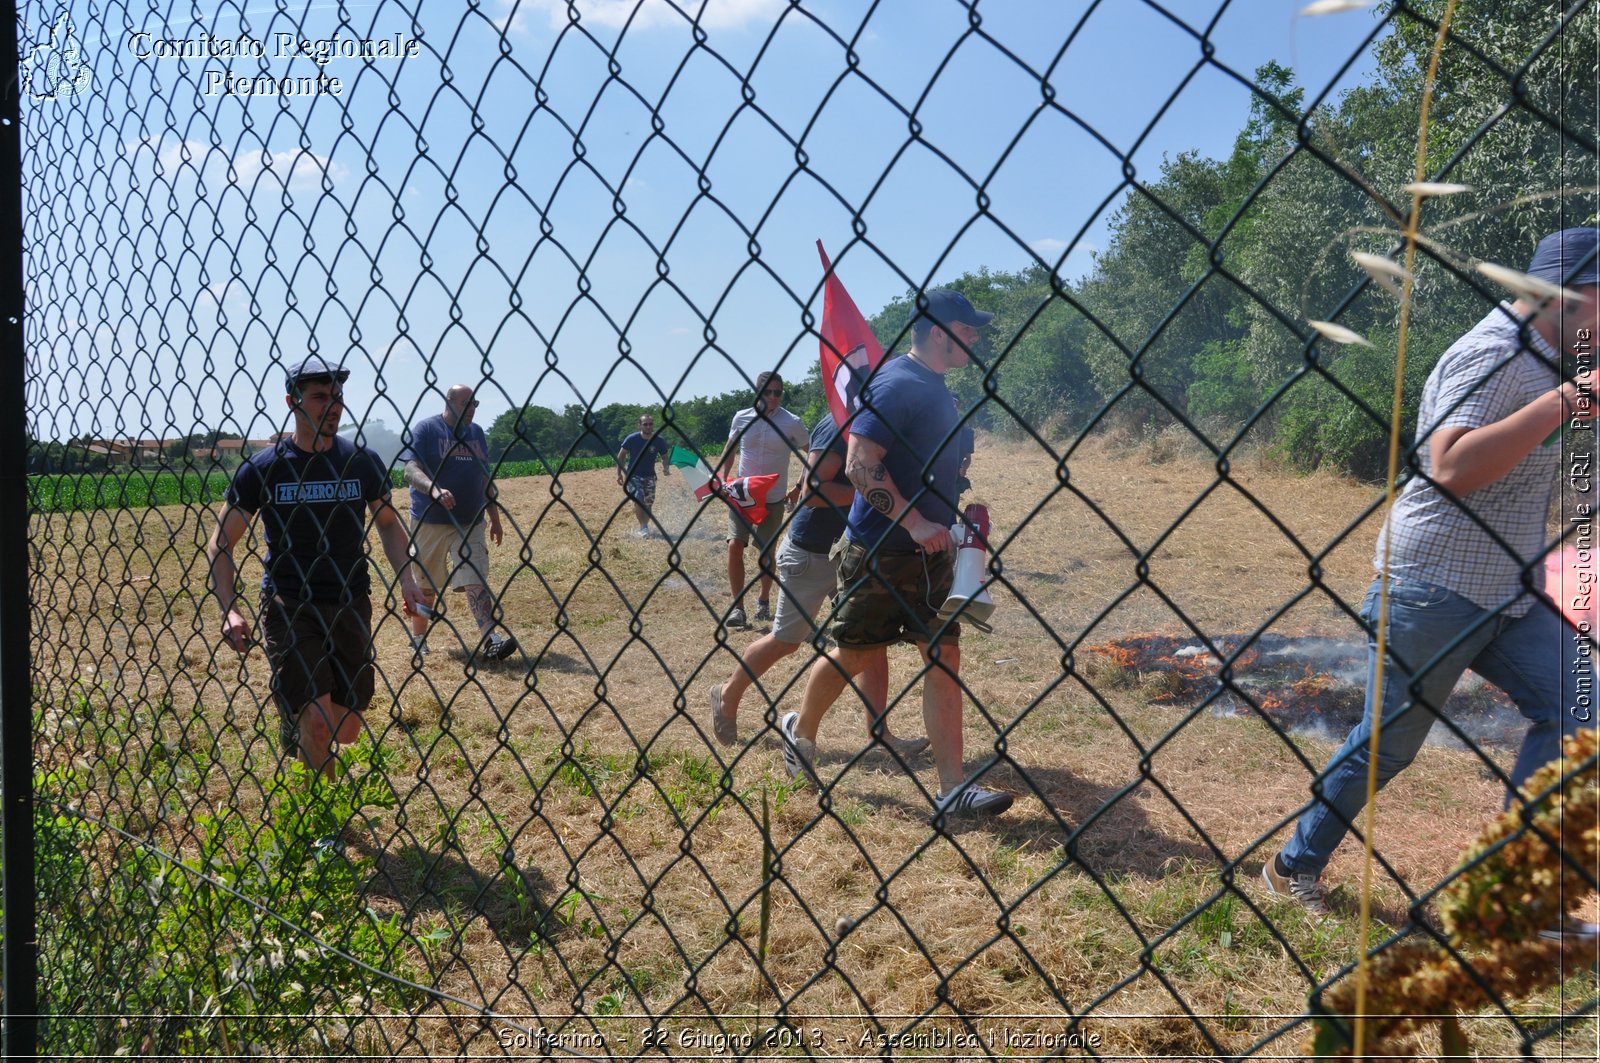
[189,435,287,461]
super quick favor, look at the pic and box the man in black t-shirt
[207,355,422,778]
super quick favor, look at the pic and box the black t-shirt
[787,415,851,554]
[225,436,391,601]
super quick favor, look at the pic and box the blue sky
[21,0,1391,444]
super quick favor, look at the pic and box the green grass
[28,470,233,512]
[26,445,728,514]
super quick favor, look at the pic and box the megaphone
[939,503,994,627]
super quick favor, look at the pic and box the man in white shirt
[717,370,809,628]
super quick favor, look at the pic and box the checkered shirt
[1376,305,1563,615]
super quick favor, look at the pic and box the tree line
[910,1,1595,479]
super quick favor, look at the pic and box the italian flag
[670,446,778,526]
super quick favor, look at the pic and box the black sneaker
[311,835,347,863]
[481,633,519,661]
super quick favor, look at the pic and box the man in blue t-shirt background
[207,355,422,780]
[402,384,519,661]
[616,413,671,538]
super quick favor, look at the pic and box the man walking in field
[717,371,809,628]
[1263,228,1598,938]
[784,289,1013,818]
[616,413,671,538]
[709,410,927,760]
[402,384,518,661]
[207,355,422,778]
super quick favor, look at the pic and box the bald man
[403,385,519,661]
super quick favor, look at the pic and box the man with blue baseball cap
[1264,229,1598,937]
[208,354,423,783]
[784,287,1014,819]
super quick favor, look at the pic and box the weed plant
[24,691,432,1057]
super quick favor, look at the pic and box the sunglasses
[762,387,783,396]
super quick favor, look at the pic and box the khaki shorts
[727,502,785,551]
[828,539,959,648]
[410,518,491,593]
[260,593,374,751]
[770,537,839,644]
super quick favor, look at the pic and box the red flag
[817,241,886,434]
[712,473,780,527]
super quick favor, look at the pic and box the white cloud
[231,147,349,190]
[507,0,785,33]
[1029,237,1068,257]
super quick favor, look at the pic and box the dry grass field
[31,430,1597,1058]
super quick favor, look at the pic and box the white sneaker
[934,783,1013,817]
[779,711,815,784]
[633,526,651,539]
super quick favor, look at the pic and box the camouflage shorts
[827,539,959,648]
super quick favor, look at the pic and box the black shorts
[827,539,959,648]
[260,593,375,748]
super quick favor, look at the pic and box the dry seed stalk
[1308,728,1599,1058]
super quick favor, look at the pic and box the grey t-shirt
[1376,305,1563,614]
[727,404,809,501]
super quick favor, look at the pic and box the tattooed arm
[845,433,954,554]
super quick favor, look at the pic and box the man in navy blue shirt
[708,413,926,760]
[207,356,422,778]
[615,413,671,538]
[402,385,518,661]
[784,289,1013,818]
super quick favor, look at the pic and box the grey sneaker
[1539,915,1600,943]
[1261,854,1332,918]
[709,683,737,747]
[883,735,931,760]
[779,710,815,784]
[753,600,772,622]
[934,784,1014,817]
[410,635,430,657]
[725,605,748,629]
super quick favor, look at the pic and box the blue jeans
[1282,576,1587,876]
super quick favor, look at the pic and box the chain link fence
[10,0,1599,1058]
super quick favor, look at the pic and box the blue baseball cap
[285,354,351,394]
[912,288,994,339]
[1527,227,1599,288]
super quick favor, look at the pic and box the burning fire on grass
[1084,633,1523,747]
